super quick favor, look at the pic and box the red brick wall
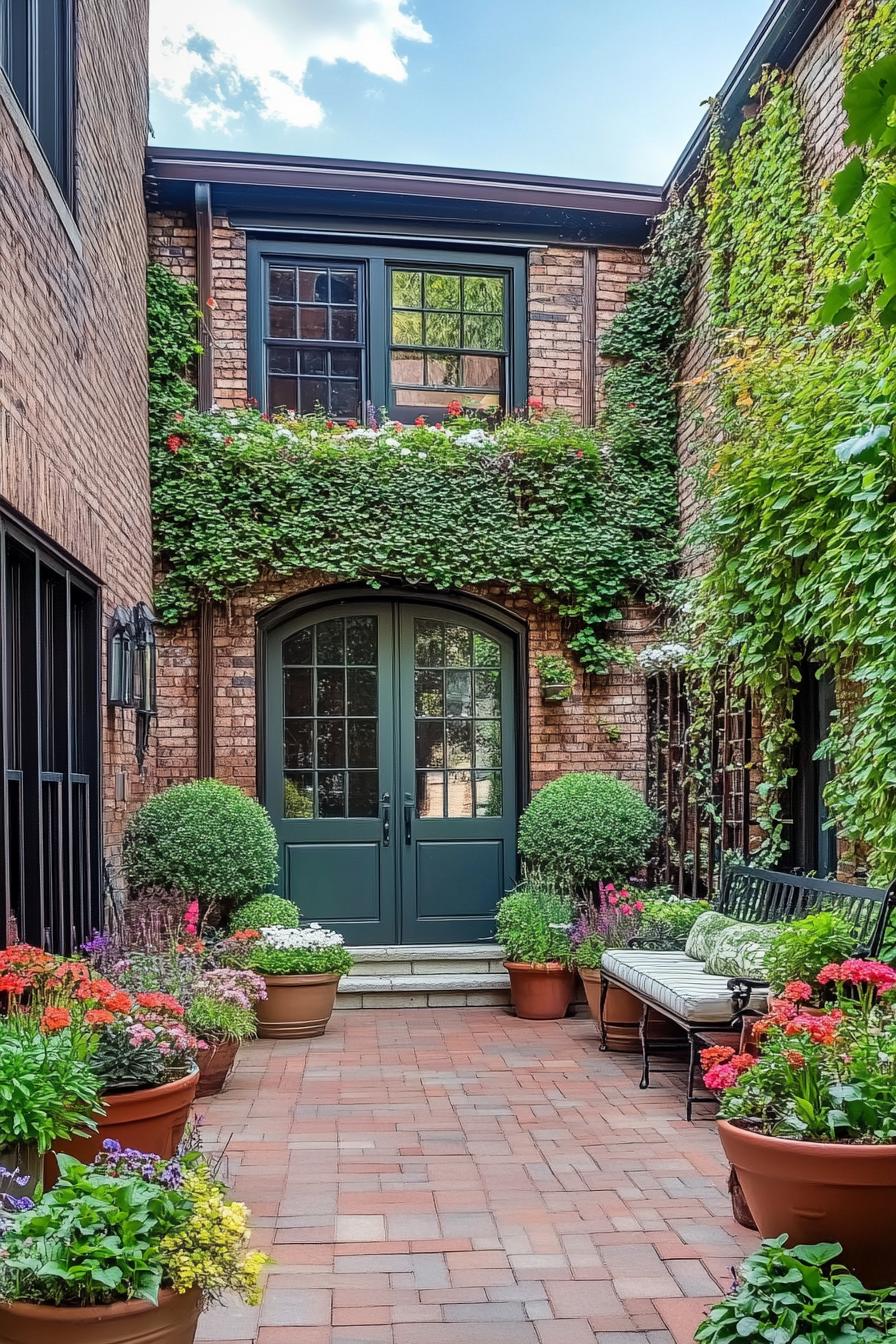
[0,0,155,864]
[147,214,656,806]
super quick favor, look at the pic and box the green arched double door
[263,597,519,944]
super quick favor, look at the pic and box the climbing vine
[147,205,695,676]
[146,262,202,448]
[684,0,896,877]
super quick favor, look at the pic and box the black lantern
[107,607,135,708]
[133,602,158,768]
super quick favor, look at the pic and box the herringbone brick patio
[197,1008,757,1344]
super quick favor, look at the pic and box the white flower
[260,924,345,950]
[637,642,690,672]
[418,451,427,459]
[399,445,411,456]
[385,436,400,448]
[455,428,495,448]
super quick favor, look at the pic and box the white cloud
[150,0,431,133]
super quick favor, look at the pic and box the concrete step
[338,943,511,1009]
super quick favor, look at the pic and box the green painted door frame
[259,588,525,945]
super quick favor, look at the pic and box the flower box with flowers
[706,959,896,1287]
[0,1134,268,1344]
[0,945,203,1178]
[242,923,354,1039]
[184,967,267,1097]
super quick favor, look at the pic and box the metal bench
[598,864,896,1119]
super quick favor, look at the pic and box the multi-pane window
[266,263,364,419]
[390,269,507,414]
[0,0,74,202]
[282,616,380,820]
[413,618,503,819]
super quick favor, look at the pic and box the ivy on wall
[147,212,696,675]
[684,0,896,877]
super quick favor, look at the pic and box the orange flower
[40,1006,71,1032]
[102,991,133,1014]
[77,977,115,1002]
[84,1008,115,1026]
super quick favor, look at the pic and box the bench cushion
[684,910,737,961]
[702,920,781,979]
[600,949,768,1025]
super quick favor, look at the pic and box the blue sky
[149,0,771,184]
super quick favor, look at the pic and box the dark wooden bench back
[718,864,896,957]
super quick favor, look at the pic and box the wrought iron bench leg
[638,999,651,1089]
[686,1031,698,1122]
[598,974,609,1052]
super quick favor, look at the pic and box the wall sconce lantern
[107,607,135,708]
[133,602,158,769]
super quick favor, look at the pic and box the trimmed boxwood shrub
[495,881,573,966]
[230,894,300,933]
[123,779,278,922]
[518,771,657,889]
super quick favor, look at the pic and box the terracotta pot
[504,962,575,1020]
[727,1165,757,1230]
[0,1286,201,1344]
[195,1037,241,1098]
[257,973,341,1039]
[46,1068,199,1185]
[719,1119,896,1287]
[0,1142,42,1200]
[578,969,684,1052]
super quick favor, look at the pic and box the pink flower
[634,900,645,913]
[183,900,200,937]
[621,904,633,917]
[704,1063,738,1090]
[816,959,896,990]
[607,893,619,906]
[781,980,813,1003]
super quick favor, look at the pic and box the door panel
[398,605,516,943]
[265,598,518,945]
[266,603,397,942]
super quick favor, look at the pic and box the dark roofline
[666,0,838,192]
[145,145,662,217]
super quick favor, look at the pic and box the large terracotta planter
[578,969,684,1052]
[0,1286,201,1344]
[719,1119,896,1287]
[46,1068,199,1184]
[257,972,341,1039]
[195,1037,241,1098]
[504,962,575,1020]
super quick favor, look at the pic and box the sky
[149,0,772,185]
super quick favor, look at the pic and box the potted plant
[185,968,267,1097]
[245,922,353,1038]
[122,779,279,928]
[764,910,857,1008]
[0,945,204,1179]
[695,1236,896,1343]
[495,880,575,1019]
[707,960,896,1287]
[229,894,299,933]
[0,1140,267,1344]
[0,1016,102,1197]
[534,653,575,703]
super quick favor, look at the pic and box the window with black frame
[265,261,365,420]
[389,268,508,416]
[0,0,74,202]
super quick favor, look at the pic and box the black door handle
[381,793,391,846]
[404,798,414,845]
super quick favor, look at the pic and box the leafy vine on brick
[682,0,896,877]
[147,205,696,676]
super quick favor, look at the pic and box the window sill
[0,70,81,258]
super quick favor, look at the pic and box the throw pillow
[702,921,782,980]
[684,910,735,962]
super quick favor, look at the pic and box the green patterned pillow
[702,921,782,980]
[684,911,736,962]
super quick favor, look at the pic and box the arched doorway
[260,591,523,944]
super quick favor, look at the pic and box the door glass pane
[412,616,503,819]
[281,614,379,818]
[417,770,445,817]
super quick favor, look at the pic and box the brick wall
[148,213,656,804]
[0,0,154,866]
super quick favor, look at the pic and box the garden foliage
[494,880,574,966]
[517,771,657,889]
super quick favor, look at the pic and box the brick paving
[197,1007,757,1344]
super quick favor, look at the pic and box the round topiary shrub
[122,779,279,923]
[230,894,300,933]
[517,771,657,889]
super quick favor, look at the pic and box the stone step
[338,944,511,1008]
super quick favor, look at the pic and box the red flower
[102,990,133,1015]
[817,959,896,991]
[784,1014,839,1046]
[700,1045,735,1070]
[0,973,27,996]
[434,422,443,430]
[414,416,426,427]
[206,295,218,309]
[446,400,463,418]
[346,419,359,429]
[326,420,336,429]
[575,449,584,458]
[230,928,261,941]
[40,1006,71,1032]
[784,1049,806,1068]
[136,992,184,1017]
[84,1008,115,1026]
[527,396,544,411]
[174,411,185,422]
[781,980,813,1003]
[223,436,234,446]
[166,434,183,453]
